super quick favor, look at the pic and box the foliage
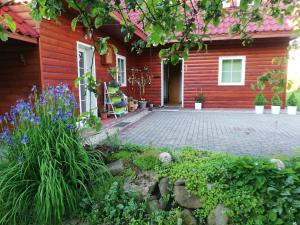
[28,0,300,64]
[75,71,101,131]
[254,92,268,106]
[194,92,205,103]
[0,13,16,41]
[80,179,184,225]
[0,84,107,225]
[287,93,298,107]
[272,93,282,106]
[158,149,300,225]
[108,67,117,80]
[287,88,300,111]
[133,149,161,171]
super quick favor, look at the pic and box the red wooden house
[0,1,292,115]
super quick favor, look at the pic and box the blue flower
[57,107,63,120]
[21,134,28,145]
[0,115,2,123]
[64,110,73,120]
[0,128,12,145]
[17,154,24,165]
[66,124,75,130]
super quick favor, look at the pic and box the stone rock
[107,159,124,176]
[123,171,158,200]
[270,158,285,170]
[174,178,185,186]
[174,185,202,209]
[207,204,229,225]
[158,176,170,196]
[159,152,172,164]
[181,209,198,225]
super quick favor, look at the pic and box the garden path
[120,110,300,156]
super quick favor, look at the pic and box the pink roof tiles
[0,1,38,38]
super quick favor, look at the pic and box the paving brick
[121,111,300,156]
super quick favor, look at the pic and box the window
[116,54,127,86]
[77,42,97,115]
[218,56,246,86]
[222,0,231,8]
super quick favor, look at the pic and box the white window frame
[76,41,97,115]
[116,54,127,87]
[218,56,246,86]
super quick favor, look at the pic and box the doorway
[161,59,184,107]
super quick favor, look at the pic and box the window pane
[222,60,232,71]
[222,71,231,82]
[232,59,242,71]
[232,71,242,82]
[81,100,86,113]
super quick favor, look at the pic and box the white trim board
[76,41,97,115]
[218,56,246,86]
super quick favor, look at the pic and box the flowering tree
[27,0,299,63]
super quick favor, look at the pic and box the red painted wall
[136,38,289,109]
[0,39,41,115]
[38,15,136,111]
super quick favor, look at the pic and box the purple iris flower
[21,134,28,145]
[64,110,73,120]
[0,115,2,123]
[57,107,63,120]
[66,124,75,130]
[0,128,12,145]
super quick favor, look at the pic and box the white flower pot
[255,106,264,114]
[287,106,297,115]
[195,102,202,110]
[271,106,281,115]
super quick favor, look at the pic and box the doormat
[113,122,131,128]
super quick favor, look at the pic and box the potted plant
[254,92,267,114]
[100,108,108,120]
[271,93,282,115]
[108,80,120,94]
[287,93,298,115]
[194,93,205,110]
[139,98,147,109]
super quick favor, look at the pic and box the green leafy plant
[272,94,282,106]
[0,84,107,225]
[254,92,268,106]
[133,149,161,171]
[108,67,117,80]
[287,93,298,106]
[194,92,205,103]
[0,12,16,41]
[75,71,101,131]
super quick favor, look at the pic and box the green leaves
[0,14,16,41]
[71,17,79,31]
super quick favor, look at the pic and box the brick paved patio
[121,110,300,156]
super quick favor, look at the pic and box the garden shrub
[0,84,107,225]
[158,150,300,225]
[133,148,161,171]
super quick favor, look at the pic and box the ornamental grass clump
[0,84,107,225]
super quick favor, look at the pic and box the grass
[287,88,300,111]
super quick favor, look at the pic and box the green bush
[133,149,161,171]
[287,93,298,106]
[272,93,282,106]
[0,84,107,225]
[254,92,268,106]
[158,150,300,225]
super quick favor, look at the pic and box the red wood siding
[38,16,136,111]
[0,39,41,115]
[136,38,289,108]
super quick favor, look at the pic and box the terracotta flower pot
[101,112,108,120]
